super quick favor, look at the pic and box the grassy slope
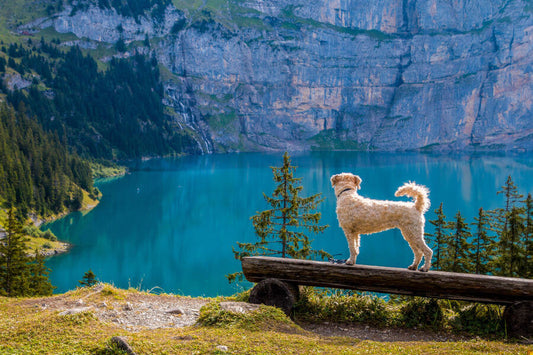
[0,284,528,354]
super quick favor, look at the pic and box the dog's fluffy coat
[331,173,433,272]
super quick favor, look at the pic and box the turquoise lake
[45,152,533,296]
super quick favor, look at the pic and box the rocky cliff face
[28,0,533,152]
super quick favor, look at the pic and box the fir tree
[491,176,525,277]
[29,249,54,296]
[522,193,533,277]
[0,208,30,296]
[79,269,97,287]
[495,207,525,277]
[227,152,330,282]
[472,207,494,274]
[494,175,523,236]
[444,211,473,273]
[426,203,448,270]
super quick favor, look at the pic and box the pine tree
[79,269,97,287]
[0,208,30,296]
[472,207,494,274]
[29,249,54,296]
[491,176,525,277]
[495,207,525,277]
[522,193,533,277]
[444,211,473,273]
[494,175,524,237]
[426,203,448,270]
[227,152,330,282]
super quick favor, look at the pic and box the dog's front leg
[345,232,360,265]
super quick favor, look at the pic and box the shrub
[295,288,389,326]
[451,303,505,336]
[42,229,57,241]
[398,297,443,328]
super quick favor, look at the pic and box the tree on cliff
[227,152,330,283]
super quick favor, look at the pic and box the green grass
[294,288,511,338]
[34,26,79,44]
[90,161,127,179]
[0,0,50,43]
[0,285,529,354]
[206,110,238,131]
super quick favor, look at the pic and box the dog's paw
[407,265,417,271]
[418,268,429,272]
[345,260,355,265]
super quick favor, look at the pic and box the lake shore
[28,187,105,257]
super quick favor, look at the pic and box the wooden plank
[241,256,533,304]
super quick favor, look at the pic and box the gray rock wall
[33,0,533,151]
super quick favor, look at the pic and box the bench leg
[249,278,300,316]
[503,301,533,339]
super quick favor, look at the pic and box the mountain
[7,0,533,152]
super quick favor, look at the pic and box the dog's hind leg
[401,228,424,271]
[418,240,433,272]
[345,232,360,265]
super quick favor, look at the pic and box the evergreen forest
[0,104,93,219]
[1,40,198,159]
[426,176,532,279]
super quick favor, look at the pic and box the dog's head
[330,173,362,190]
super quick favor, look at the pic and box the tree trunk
[242,256,533,304]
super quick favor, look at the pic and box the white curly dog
[331,173,433,272]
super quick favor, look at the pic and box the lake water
[45,152,533,296]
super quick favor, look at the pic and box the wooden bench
[241,256,533,338]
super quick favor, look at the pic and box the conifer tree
[522,193,533,277]
[227,152,330,282]
[79,269,97,287]
[472,207,494,274]
[426,203,448,270]
[494,175,523,236]
[491,176,525,277]
[0,208,30,296]
[444,211,473,273]
[29,249,54,296]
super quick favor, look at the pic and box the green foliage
[0,208,30,296]
[445,211,473,273]
[425,203,447,270]
[197,301,294,331]
[472,208,494,274]
[28,249,54,296]
[228,152,330,282]
[23,225,58,241]
[450,302,504,335]
[90,160,127,179]
[0,208,55,296]
[295,288,388,326]
[427,175,531,278]
[295,288,507,337]
[398,297,443,328]
[2,40,199,159]
[0,104,92,218]
[79,269,98,287]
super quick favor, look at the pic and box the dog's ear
[353,175,362,190]
[330,174,341,187]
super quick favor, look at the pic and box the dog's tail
[395,182,430,213]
